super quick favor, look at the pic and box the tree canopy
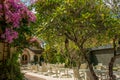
[34,0,120,49]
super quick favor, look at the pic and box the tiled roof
[91,44,113,51]
[28,47,44,54]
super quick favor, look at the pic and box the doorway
[21,54,28,65]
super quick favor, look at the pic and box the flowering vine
[0,0,36,43]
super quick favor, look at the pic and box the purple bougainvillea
[1,28,18,43]
[0,0,36,43]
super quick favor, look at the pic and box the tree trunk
[109,56,116,80]
[109,54,120,80]
[108,36,117,80]
[84,54,99,80]
[78,46,98,80]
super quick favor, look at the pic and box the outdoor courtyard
[0,0,120,80]
[21,62,120,80]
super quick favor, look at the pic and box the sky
[20,0,37,14]
[21,0,37,6]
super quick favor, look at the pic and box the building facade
[20,47,44,65]
[90,45,120,65]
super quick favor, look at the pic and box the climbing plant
[0,0,36,80]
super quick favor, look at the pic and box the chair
[95,64,109,80]
[31,65,38,73]
[60,68,72,78]
[44,63,55,76]
[41,63,48,72]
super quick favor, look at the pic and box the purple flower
[28,11,36,22]
[1,28,18,43]
[29,37,37,42]
[0,0,36,43]
[5,11,12,23]
[30,0,37,5]
[12,12,21,28]
[0,4,2,9]
[12,31,18,39]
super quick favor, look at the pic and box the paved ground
[25,74,46,80]
[22,70,74,80]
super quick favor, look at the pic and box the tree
[104,0,120,79]
[33,0,118,80]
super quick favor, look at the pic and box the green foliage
[42,46,66,64]
[33,0,120,71]
[0,51,23,80]
[11,23,35,48]
[56,53,65,63]
[33,0,119,49]
[43,47,58,64]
